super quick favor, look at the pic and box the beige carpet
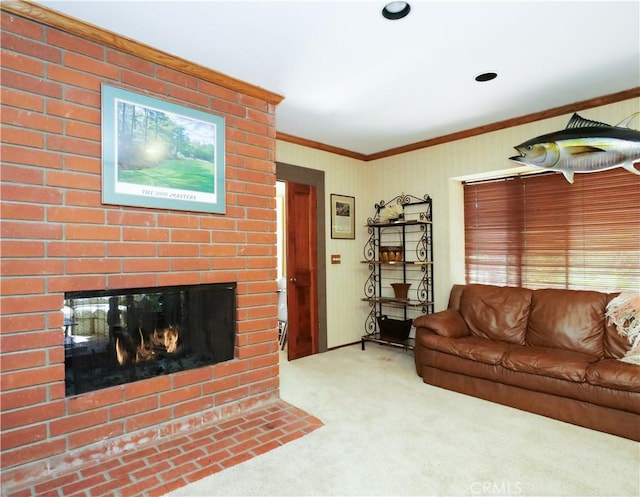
[168,344,639,497]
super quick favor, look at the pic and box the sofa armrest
[413,309,471,338]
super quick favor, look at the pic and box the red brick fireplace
[1,4,287,491]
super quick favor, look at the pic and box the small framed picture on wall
[330,194,355,239]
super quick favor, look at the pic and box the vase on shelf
[391,283,411,300]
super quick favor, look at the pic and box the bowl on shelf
[391,283,411,300]
[379,246,403,262]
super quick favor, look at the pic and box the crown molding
[276,133,368,161]
[365,87,640,161]
[1,0,284,105]
[280,87,639,161]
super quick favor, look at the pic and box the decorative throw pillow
[605,292,640,365]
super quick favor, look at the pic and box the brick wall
[0,10,279,487]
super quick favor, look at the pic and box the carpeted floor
[168,344,640,497]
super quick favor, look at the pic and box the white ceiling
[38,0,640,156]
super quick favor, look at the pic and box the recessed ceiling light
[382,2,411,20]
[475,72,498,82]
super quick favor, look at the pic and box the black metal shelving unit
[361,194,434,350]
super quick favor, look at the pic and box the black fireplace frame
[64,282,236,396]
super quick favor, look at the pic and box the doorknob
[289,277,297,283]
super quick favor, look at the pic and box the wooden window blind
[464,169,640,291]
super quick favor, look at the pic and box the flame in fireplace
[151,325,179,353]
[115,337,128,365]
[115,326,180,365]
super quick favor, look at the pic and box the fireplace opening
[64,282,236,396]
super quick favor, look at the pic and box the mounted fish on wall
[509,113,640,183]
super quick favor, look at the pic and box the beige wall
[277,97,640,347]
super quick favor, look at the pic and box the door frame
[276,162,327,353]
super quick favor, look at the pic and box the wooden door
[286,182,318,360]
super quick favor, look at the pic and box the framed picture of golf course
[101,84,226,213]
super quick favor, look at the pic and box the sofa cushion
[586,359,640,393]
[448,284,465,310]
[418,333,509,365]
[526,289,605,358]
[502,346,598,382]
[459,284,532,345]
[413,309,470,338]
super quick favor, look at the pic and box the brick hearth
[6,400,323,497]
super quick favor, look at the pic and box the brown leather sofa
[413,284,640,441]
